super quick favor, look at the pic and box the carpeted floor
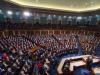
[74,67,91,75]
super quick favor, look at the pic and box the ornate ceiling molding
[7,0,100,12]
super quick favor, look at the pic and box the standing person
[33,62,39,75]
[62,59,70,75]
[86,57,93,71]
[49,60,57,75]
[2,53,9,61]
[37,60,44,75]
[43,59,50,75]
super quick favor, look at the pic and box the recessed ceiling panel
[7,0,100,12]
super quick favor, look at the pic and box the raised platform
[93,67,100,75]
[57,55,100,74]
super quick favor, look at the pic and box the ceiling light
[0,10,2,14]
[63,16,67,18]
[7,10,13,15]
[69,16,72,19]
[23,11,31,17]
[53,15,56,18]
[77,16,82,20]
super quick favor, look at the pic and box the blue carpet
[74,68,91,75]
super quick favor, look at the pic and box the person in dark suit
[86,57,93,71]
[62,59,70,75]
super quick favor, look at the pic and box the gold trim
[6,0,100,12]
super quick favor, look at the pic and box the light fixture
[77,16,82,20]
[16,12,20,16]
[53,15,56,18]
[96,15,99,17]
[63,16,67,18]
[23,11,31,17]
[7,10,13,15]
[69,16,72,19]
[0,10,2,14]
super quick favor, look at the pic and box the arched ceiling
[7,0,100,12]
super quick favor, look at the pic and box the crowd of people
[0,30,100,75]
